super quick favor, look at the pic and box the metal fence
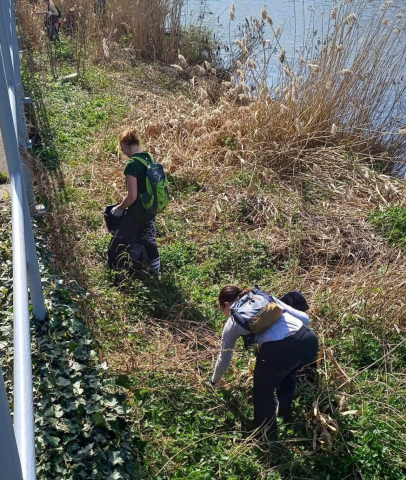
[0,0,47,479]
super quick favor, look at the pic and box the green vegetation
[0,211,148,480]
[0,171,8,184]
[12,58,404,478]
[178,26,218,65]
[369,206,406,249]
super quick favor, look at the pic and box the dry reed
[16,0,185,63]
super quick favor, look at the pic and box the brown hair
[119,128,141,148]
[218,285,251,308]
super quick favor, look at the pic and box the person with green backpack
[107,128,169,278]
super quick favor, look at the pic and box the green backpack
[133,153,169,215]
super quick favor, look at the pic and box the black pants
[107,213,146,271]
[253,325,318,439]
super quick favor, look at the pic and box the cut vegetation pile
[1,0,405,478]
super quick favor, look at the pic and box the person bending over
[211,285,318,440]
[37,0,61,41]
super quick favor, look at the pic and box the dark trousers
[253,325,318,439]
[107,213,146,271]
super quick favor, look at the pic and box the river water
[184,0,406,169]
[185,0,405,55]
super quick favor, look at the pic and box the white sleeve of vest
[275,298,310,325]
[211,318,241,385]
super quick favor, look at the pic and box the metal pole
[0,364,24,480]
[0,0,35,207]
[0,44,44,480]
[23,183,47,319]
[0,42,46,321]
[11,172,37,480]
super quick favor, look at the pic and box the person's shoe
[113,272,125,287]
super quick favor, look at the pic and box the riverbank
[18,51,406,478]
[6,0,406,476]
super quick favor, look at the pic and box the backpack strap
[131,153,155,167]
[231,312,252,332]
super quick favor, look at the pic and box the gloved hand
[111,206,124,217]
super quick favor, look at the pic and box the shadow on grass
[119,268,210,324]
[22,52,70,206]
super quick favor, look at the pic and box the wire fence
[0,0,47,478]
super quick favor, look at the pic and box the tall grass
[16,0,185,63]
[172,0,406,169]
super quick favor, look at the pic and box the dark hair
[218,285,250,308]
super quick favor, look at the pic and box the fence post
[11,172,37,480]
[0,364,24,480]
[0,53,39,477]
[0,12,46,322]
[0,37,45,480]
[0,0,35,208]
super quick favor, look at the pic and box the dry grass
[16,0,184,63]
[37,61,406,372]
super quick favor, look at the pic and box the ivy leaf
[115,374,131,389]
[112,451,124,466]
[56,377,71,387]
[92,412,108,428]
[104,398,118,408]
[85,403,101,414]
[53,404,64,418]
[40,378,54,390]
[45,436,60,448]
[107,472,122,480]
[73,381,84,395]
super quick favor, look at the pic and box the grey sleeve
[211,319,242,385]
[275,298,310,325]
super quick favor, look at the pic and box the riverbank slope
[19,52,406,479]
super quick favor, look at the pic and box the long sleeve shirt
[211,298,310,385]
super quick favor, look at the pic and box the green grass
[369,206,406,249]
[0,171,8,184]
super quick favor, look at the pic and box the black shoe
[113,272,125,287]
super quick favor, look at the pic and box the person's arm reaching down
[112,175,138,216]
[211,318,242,385]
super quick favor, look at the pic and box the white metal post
[0,364,24,480]
[0,16,46,321]
[11,172,37,480]
[1,0,35,207]
[0,37,44,480]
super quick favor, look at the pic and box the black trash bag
[278,291,309,312]
[104,204,126,234]
[104,204,150,272]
